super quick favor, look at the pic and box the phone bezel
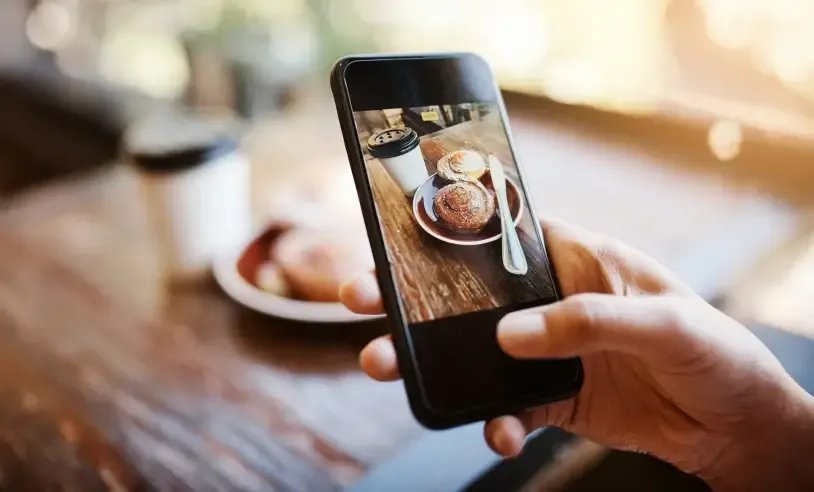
[331,53,582,429]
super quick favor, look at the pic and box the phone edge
[331,55,451,429]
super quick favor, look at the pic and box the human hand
[340,219,814,491]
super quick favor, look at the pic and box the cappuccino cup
[367,128,429,197]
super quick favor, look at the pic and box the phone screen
[341,56,581,417]
[355,100,558,321]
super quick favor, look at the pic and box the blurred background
[0,1,814,490]
[4,0,814,121]
[2,0,813,309]
[1,0,813,211]
[2,0,814,182]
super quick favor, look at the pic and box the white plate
[212,235,383,324]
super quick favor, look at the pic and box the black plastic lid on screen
[366,128,420,159]
[125,112,240,173]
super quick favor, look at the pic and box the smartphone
[331,53,582,429]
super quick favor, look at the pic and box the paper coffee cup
[367,128,429,197]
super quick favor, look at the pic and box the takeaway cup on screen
[366,128,429,197]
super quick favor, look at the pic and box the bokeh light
[97,29,190,100]
[26,0,76,52]
[707,120,743,162]
[699,0,814,104]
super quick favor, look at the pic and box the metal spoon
[488,155,528,275]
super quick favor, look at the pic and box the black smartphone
[331,53,582,429]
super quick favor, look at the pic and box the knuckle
[651,296,695,336]
[562,294,601,343]
[591,236,631,265]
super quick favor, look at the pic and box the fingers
[359,336,400,381]
[539,218,697,298]
[539,217,605,249]
[498,294,702,363]
[484,416,528,457]
[339,270,384,315]
[342,271,396,380]
[484,397,583,457]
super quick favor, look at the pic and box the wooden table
[366,113,555,324]
[0,168,423,491]
[0,95,803,490]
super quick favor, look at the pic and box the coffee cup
[367,128,429,197]
[126,112,252,282]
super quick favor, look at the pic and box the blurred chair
[0,66,125,195]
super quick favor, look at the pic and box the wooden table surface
[366,113,555,324]
[0,168,422,491]
[0,96,802,491]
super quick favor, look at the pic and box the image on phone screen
[353,103,558,324]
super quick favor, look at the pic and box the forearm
[705,387,814,492]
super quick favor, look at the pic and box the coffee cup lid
[125,111,240,173]
[366,128,420,159]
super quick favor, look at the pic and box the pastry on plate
[255,262,289,297]
[433,181,496,233]
[273,229,374,302]
[436,150,487,182]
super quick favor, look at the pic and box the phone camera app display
[354,103,557,324]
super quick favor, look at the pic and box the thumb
[497,294,700,363]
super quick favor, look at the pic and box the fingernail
[371,337,396,361]
[353,274,379,304]
[494,428,524,458]
[493,429,515,457]
[497,312,546,350]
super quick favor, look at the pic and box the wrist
[703,385,814,492]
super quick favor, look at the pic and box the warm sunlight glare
[700,0,814,102]
[539,0,668,113]
[352,0,668,113]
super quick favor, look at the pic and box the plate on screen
[412,171,524,246]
